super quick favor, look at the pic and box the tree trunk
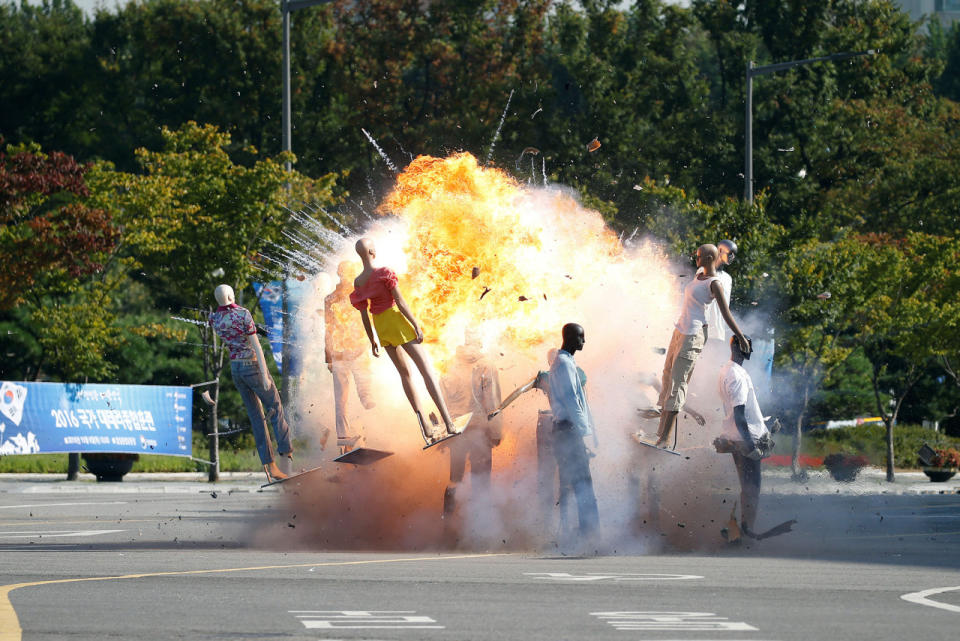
[868,364,895,482]
[791,382,810,481]
[208,379,220,482]
[884,417,895,482]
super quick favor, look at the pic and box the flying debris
[471,266,481,279]
[480,287,492,300]
[777,147,795,152]
[817,292,832,299]
[516,147,540,170]
[587,138,601,153]
[633,184,643,191]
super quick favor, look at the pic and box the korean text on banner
[0,381,192,456]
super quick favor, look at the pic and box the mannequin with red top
[349,237,461,445]
[210,284,292,482]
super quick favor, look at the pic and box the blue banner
[253,281,285,371]
[253,280,308,376]
[0,381,192,456]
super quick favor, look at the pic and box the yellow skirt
[373,307,418,347]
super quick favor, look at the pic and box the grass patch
[773,423,960,469]
[0,430,274,473]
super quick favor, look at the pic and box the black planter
[827,466,862,482]
[923,468,957,483]
[82,454,138,482]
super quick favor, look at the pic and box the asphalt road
[0,486,958,641]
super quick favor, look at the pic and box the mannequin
[489,348,592,532]
[548,323,599,538]
[439,328,502,518]
[349,238,463,445]
[325,261,376,453]
[653,244,750,448]
[699,239,737,345]
[210,284,292,482]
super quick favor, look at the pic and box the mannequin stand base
[632,432,684,457]
[333,447,393,465]
[261,466,324,488]
[422,412,472,449]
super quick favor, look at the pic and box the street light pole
[278,0,332,412]
[280,0,334,172]
[282,0,291,173]
[744,49,876,204]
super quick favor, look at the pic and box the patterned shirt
[209,304,256,360]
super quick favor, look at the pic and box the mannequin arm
[711,280,750,354]
[246,333,271,388]
[391,286,423,342]
[324,300,334,365]
[358,308,379,358]
[488,375,538,419]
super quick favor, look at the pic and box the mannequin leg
[383,346,429,428]
[352,362,376,410]
[252,374,292,457]
[733,451,760,533]
[331,360,352,439]
[232,363,274,465]
[655,410,679,447]
[401,342,455,430]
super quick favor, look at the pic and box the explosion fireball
[274,151,733,552]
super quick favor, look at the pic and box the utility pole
[744,50,877,203]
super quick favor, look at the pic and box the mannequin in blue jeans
[211,284,292,482]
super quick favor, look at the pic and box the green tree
[0,0,100,159]
[849,233,956,481]
[774,235,873,478]
[0,142,121,381]
[87,121,334,308]
[635,179,784,306]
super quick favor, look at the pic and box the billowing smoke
[250,153,752,553]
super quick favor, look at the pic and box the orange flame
[378,152,627,363]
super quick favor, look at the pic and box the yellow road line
[0,553,503,641]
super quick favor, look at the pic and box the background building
[898,0,960,25]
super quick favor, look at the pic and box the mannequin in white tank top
[655,244,751,448]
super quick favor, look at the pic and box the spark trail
[361,128,399,173]
[485,89,514,167]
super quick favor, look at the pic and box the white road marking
[290,610,443,629]
[0,502,127,511]
[525,572,703,581]
[592,611,758,632]
[881,514,960,519]
[901,586,960,613]
[0,530,124,539]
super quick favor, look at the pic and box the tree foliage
[1,0,960,462]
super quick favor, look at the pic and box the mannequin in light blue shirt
[547,323,599,536]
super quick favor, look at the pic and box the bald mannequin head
[560,323,585,355]
[696,244,718,271]
[355,237,376,257]
[214,284,235,306]
[717,239,737,267]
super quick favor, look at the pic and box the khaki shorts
[659,326,707,413]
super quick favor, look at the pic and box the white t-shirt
[718,361,768,444]
[675,275,718,335]
[697,268,732,342]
